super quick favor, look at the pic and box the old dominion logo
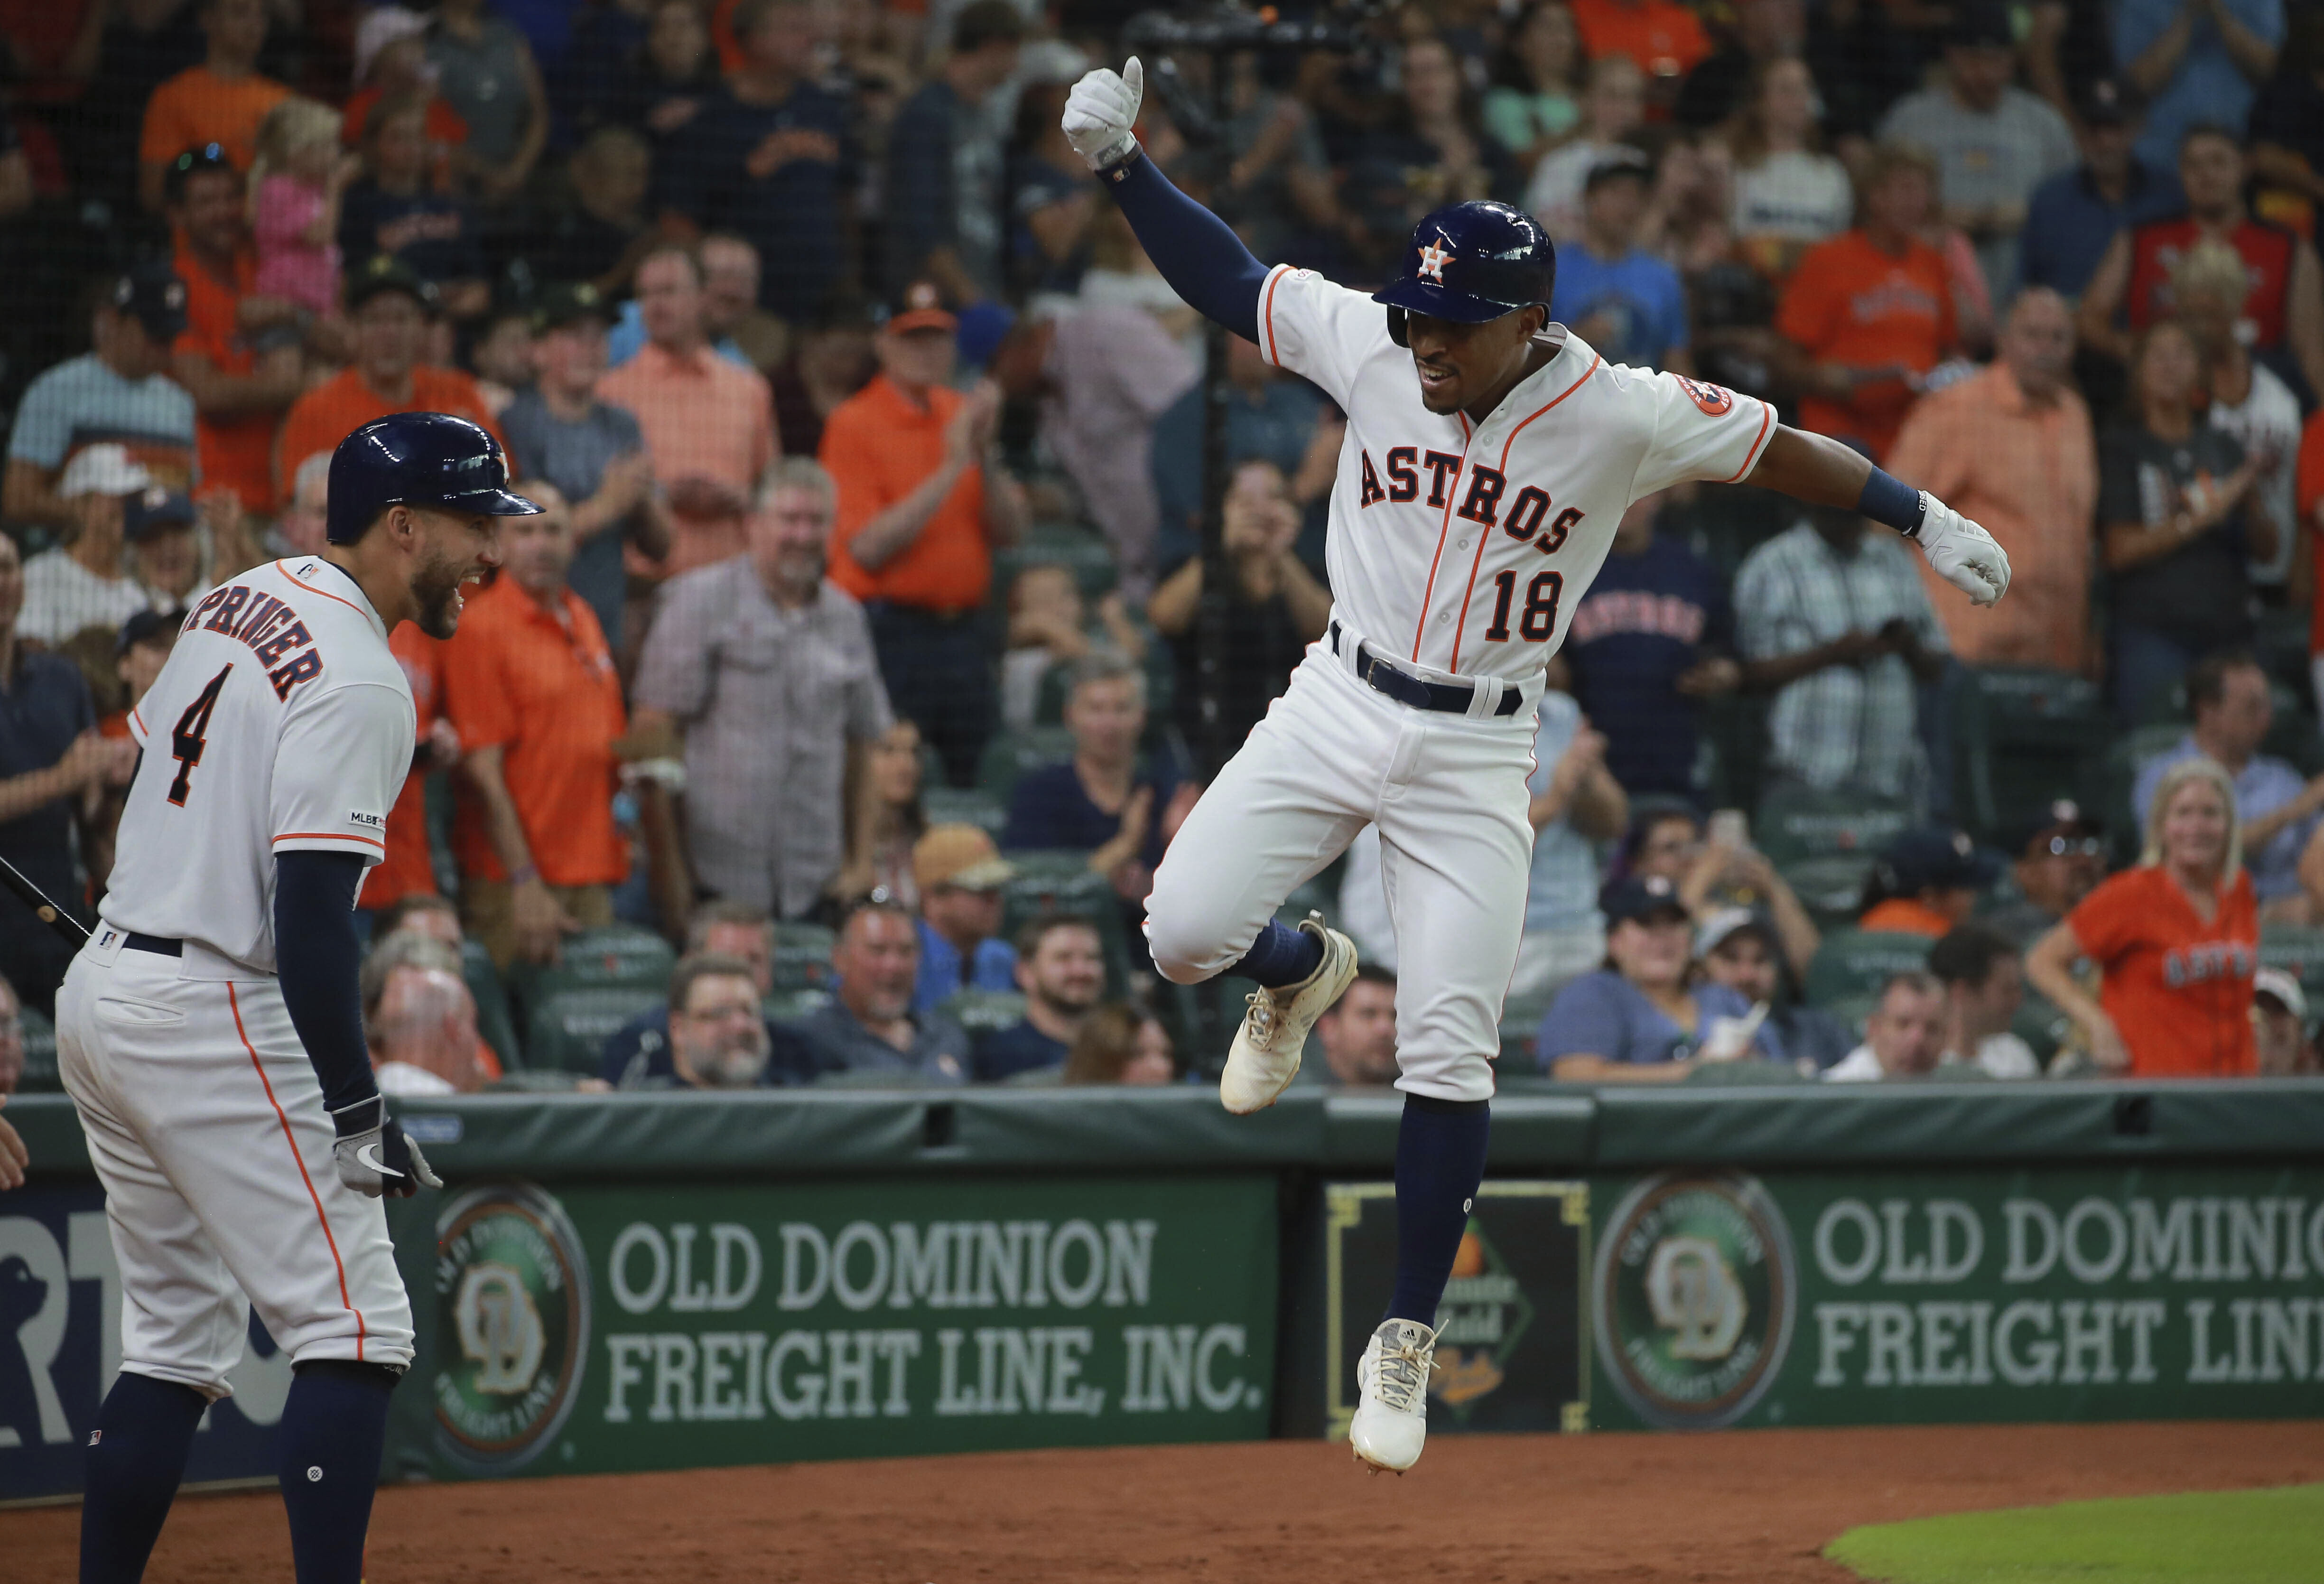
[434,1183,592,1472]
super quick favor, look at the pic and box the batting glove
[1914,493,2010,607]
[331,1095,443,1199]
[1062,56,1143,172]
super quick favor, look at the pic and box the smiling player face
[406,507,507,640]
[1402,305,1549,418]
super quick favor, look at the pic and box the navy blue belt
[1330,623,1522,717]
[124,933,182,957]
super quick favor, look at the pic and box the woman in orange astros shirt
[2026,757,2258,1077]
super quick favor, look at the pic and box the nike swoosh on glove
[1915,493,2010,607]
[1061,56,1143,171]
[331,1095,444,1199]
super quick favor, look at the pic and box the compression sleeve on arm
[273,849,378,1114]
[1102,149,1267,343]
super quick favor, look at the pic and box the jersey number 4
[1484,570,1564,643]
[167,664,232,806]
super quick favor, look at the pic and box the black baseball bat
[0,853,90,945]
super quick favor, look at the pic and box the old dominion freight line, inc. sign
[1590,1165,2324,1430]
[428,1174,1280,1476]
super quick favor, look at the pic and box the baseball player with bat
[1061,60,2008,1471]
[41,412,536,1582]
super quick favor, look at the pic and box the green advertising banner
[418,1173,1279,1479]
[1588,1165,2324,1430]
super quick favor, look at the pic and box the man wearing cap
[1887,288,2097,672]
[501,281,665,644]
[1736,492,1949,812]
[1928,922,2041,1078]
[2020,80,2184,303]
[1981,800,2108,947]
[1822,969,1949,1081]
[633,457,892,922]
[1859,828,2000,937]
[1550,151,1691,374]
[911,824,1019,1015]
[1695,907,1854,1070]
[0,533,135,1015]
[4,261,196,537]
[822,280,1027,786]
[1878,5,2076,298]
[22,450,204,702]
[2252,968,2316,1077]
[595,245,780,578]
[136,0,291,211]
[276,256,504,499]
[168,146,316,518]
[440,483,630,968]
[1536,874,1765,1078]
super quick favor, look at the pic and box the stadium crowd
[1,0,2323,1100]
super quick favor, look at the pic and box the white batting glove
[1062,56,1143,171]
[1915,493,2010,607]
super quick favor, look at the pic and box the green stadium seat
[1804,929,1934,1010]
[992,527,1119,604]
[976,726,1076,803]
[510,923,676,1005]
[460,939,524,1071]
[1755,783,1914,923]
[764,988,833,1025]
[16,1007,58,1092]
[1158,973,1259,1081]
[769,922,836,993]
[1682,1057,1812,1086]
[1951,667,2111,847]
[922,786,1008,837]
[938,988,1027,1037]
[524,987,666,1075]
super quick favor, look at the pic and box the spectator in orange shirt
[356,623,455,922]
[275,255,505,498]
[1569,0,1710,104]
[165,146,309,518]
[595,244,778,577]
[342,7,470,179]
[1775,143,1959,459]
[136,0,290,212]
[442,482,630,967]
[2028,755,2259,1078]
[1886,288,2099,672]
[822,280,1027,785]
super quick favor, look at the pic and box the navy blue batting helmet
[1372,201,1556,347]
[326,412,541,545]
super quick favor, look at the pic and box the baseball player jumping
[53,413,537,1582]
[1061,61,2009,1472]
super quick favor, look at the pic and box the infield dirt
[5,1420,2315,1582]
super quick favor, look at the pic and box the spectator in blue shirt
[1694,907,1853,1071]
[884,0,1026,303]
[1556,490,1736,800]
[654,0,854,322]
[1536,875,1761,1079]
[2020,79,2185,302]
[972,914,1105,1081]
[1149,335,1332,576]
[911,825,1019,1015]
[1550,151,1691,373]
[1003,655,1185,901]
[2114,0,2284,171]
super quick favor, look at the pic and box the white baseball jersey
[1256,263,1776,680]
[102,557,415,970]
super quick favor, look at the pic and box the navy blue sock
[1386,1094,1491,1326]
[81,1371,207,1584]
[277,1360,397,1584]
[1227,919,1324,988]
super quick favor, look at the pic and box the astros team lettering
[186,583,324,700]
[1357,448,1586,559]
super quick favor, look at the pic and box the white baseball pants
[1146,635,1540,1102]
[56,929,415,1401]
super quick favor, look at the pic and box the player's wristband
[1097,140,1144,182]
[1857,469,1926,540]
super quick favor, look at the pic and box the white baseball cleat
[1349,1317,1437,1472]
[1218,912,1357,1114]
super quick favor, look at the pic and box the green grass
[1825,1483,2324,1584]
